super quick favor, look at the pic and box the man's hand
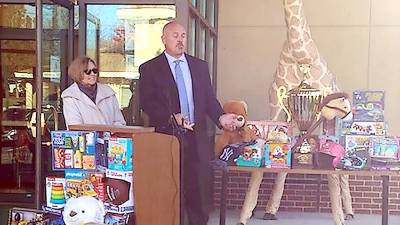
[219,113,238,132]
[173,113,194,131]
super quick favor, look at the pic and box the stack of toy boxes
[342,91,388,170]
[46,131,135,225]
[259,121,292,168]
[104,137,134,216]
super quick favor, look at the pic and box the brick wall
[213,171,400,215]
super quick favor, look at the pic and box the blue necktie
[174,60,190,122]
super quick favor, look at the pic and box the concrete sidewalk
[208,210,400,225]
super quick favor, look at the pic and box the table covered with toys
[213,90,400,225]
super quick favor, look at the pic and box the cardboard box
[235,140,265,167]
[107,138,133,171]
[265,143,291,168]
[353,90,384,122]
[247,120,292,143]
[45,177,67,209]
[104,169,134,214]
[8,208,49,225]
[51,130,98,171]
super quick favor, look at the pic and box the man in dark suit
[139,21,236,225]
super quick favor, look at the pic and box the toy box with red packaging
[64,169,105,202]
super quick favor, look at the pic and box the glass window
[199,26,206,60]
[200,0,206,18]
[42,4,69,29]
[191,0,197,7]
[208,0,215,27]
[208,35,214,82]
[86,5,175,125]
[188,16,196,55]
[0,4,35,29]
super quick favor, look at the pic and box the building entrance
[0,2,72,207]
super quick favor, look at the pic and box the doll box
[247,120,292,143]
[45,177,67,209]
[107,138,133,171]
[265,143,291,168]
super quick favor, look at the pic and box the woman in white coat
[62,56,126,127]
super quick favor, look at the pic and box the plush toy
[63,196,105,225]
[215,100,257,157]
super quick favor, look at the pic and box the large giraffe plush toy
[237,1,351,225]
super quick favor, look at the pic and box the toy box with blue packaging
[353,90,384,122]
[265,143,291,168]
[369,137,399,159]
[107,138,133,171]
[235,139,265,167]
[345,135,375,155]
[51,130,97,170]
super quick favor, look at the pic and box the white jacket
[61,82,126,127]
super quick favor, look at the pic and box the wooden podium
[69,124,180,225]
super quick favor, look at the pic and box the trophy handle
[277,86,291,122]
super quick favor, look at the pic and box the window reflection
[188,17,196,56]
[0,4,35,29]
[86,5,175,125]
[199,26,206,60]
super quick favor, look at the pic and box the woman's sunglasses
[84,68,98,75]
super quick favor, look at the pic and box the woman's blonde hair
[68,56,97,82]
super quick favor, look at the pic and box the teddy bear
[63,196,105,225]
[215,100,257,158]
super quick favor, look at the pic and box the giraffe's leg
[327,174,345,225]
[265,172,287,216]
[340,174,354,219]
[238,171,264,224]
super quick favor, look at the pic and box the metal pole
[382,175,389,225]
[35,0,43,210]
[219,168,227,225]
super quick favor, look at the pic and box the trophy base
[292,152,314,169]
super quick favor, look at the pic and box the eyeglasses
[84,68,98,75]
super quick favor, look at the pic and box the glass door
[82,3,176,125]
[0,1,72,207]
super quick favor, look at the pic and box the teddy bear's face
[63,196,105,225]
[233,115,246,129]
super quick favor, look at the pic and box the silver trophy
[277,64,322,167]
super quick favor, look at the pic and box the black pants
[181,132,208,225]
